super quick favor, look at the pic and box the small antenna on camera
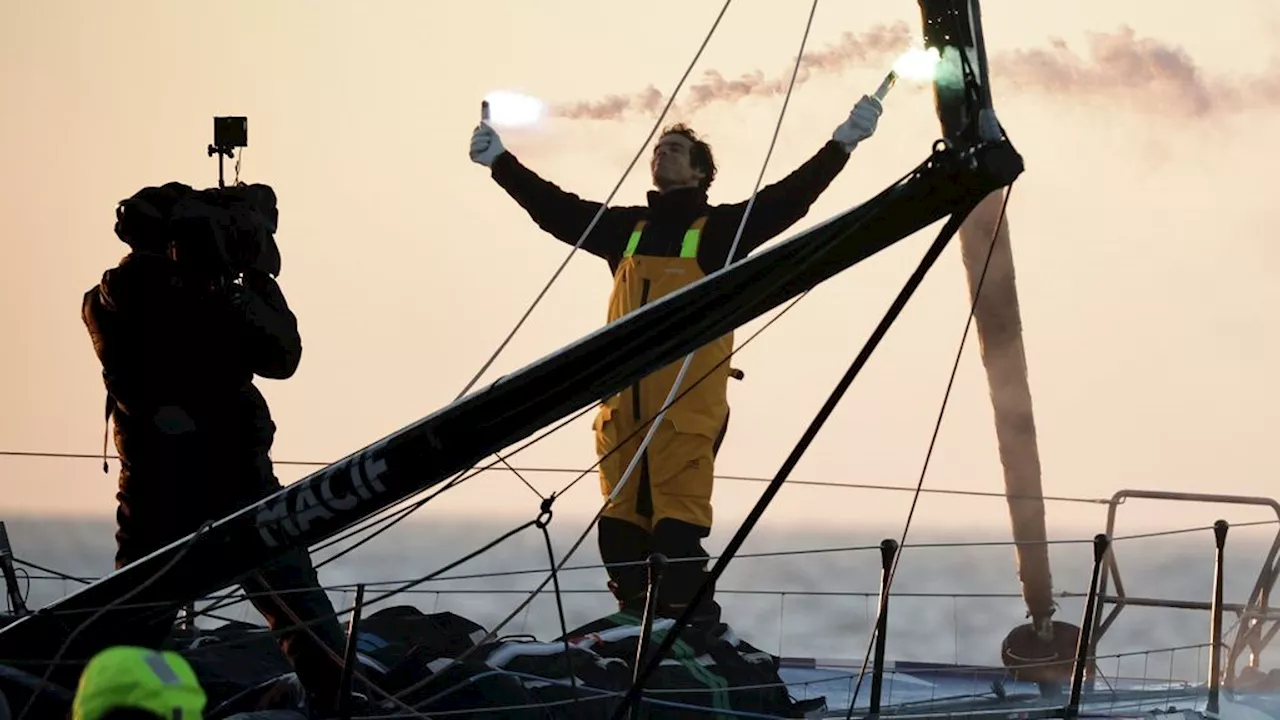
[208,116,248,188]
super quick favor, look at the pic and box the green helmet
[72,646,206,720]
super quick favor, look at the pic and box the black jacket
[82,252,301,502]
[490,140,852,276]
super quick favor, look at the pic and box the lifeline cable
[21,517,1268,627]
[0,450,1116,506]
[843,184,1014,720]
[611,198,984,719]
[38,514,1256,624]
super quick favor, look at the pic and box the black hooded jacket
[82,251,301,504]
[489,140,852,276]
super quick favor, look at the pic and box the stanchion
[629,553,668,720]
[868,539,898,720]
[1066,534,1110,720]
[1208,520,1229,716]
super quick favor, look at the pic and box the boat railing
[1087,489,1280,691]
[5,473,1280,711]
[2,514,1269,719]
[2,529,1257,683]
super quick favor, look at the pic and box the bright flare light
[482,90,546,129]
[893,47,942,82]
[874,46,943,101]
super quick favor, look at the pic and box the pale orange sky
[2,0,1279,543]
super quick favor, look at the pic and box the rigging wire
[2,516,1263,720]
[101,517,552,708]
[7,513,1259,717]
[0,449,1117,507]
[536,505,579,704]
[189,376,657,621]
[20,514,1266,623]
[7,21,1025,720]
[23,515,1276,598]
[843,185,1014,720]
[251,0,741,562]
[615,190,986,718]
[400,33,993,720]
[6,133,947,654]
[190,286,810,641]
[841,5,1015,712]
[292,280,810,590]
[0,17,1253,720]
[552,297,803,500]
[452,0,734,403]
[304,400,605,565]
[450,0,739,503]
[387,2,834,705]
[12,520,212,720]
[10,174,1029,717]
[589,0,823,543]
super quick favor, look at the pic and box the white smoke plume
[551,22,915,120]
[551,24,1280,120]
[996,26,1280,116]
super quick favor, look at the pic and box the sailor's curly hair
[660,123,718,191]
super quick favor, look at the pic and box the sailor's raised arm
[717,95,884,262]
[470,123,618,259]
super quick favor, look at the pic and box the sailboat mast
[959,194,1056,627]
[917,0,1071,683]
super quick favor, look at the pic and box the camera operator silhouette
[81,179,354,717]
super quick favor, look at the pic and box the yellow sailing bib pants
[594,216,733,613]
[595,216,732,530]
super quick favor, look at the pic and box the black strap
[102,393,116,474]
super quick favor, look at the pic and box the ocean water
[3,514,1273,686]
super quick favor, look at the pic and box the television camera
[112,115,282,289]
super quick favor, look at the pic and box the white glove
[470,123,506,167]
[832,95,883,152]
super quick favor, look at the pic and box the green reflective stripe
[679,227,701,258]
[624,223,644,257]
[623,217,705,258]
